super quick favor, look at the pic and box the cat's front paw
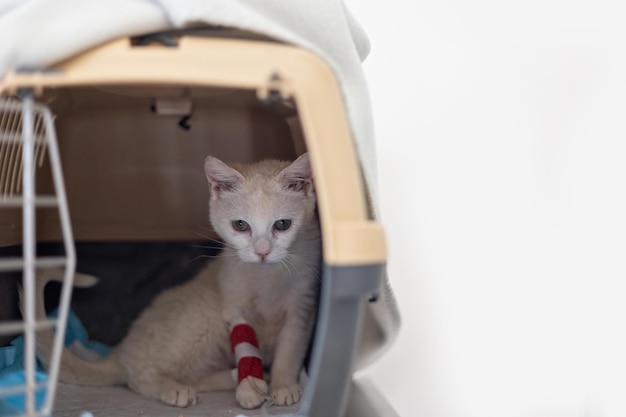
[236,376,269,409]
[159,385,198,407]
[270,383,302,406]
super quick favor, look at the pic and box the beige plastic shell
[0,37,386,267]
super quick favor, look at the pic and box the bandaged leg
[230,323,263,382]
[230,323,268,409]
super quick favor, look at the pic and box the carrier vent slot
[0,99,48,199]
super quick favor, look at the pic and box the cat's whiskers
[191,229,237,250]
[185,254,218,264]
[216,248,240,260]
[191,225,216,234]
[186,240,235,264]
[304,264,322,282]
[277,259,291,277]
[289,247,321,257]
[284,253,321,281]
[280,255,300,279]
[190,228,218,240]
[188,244,225,251]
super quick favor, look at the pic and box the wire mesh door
[0,97,76,417]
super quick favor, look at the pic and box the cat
[30,153,321,410]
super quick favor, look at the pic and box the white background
[345,1,626,416]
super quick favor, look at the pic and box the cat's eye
[273,219,292,231]
[232,220,250,232]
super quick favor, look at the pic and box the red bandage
[230,324,263,383]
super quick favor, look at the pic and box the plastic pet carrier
[0,2,400,417]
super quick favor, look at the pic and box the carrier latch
[257,72,292,104]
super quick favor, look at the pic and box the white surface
[347,1,626,417]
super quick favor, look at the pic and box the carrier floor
[55,383,299,417]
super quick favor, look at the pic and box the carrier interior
[1,85,303,244]
[0,85,307,417]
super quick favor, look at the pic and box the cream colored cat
[32,153,321,409]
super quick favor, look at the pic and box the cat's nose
[255,249,270,262]
[254,239,271,261]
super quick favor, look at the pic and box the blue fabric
[47,309,111,358]
[0,333,45,376]
[0,371,47,416]
[0,309,111,415]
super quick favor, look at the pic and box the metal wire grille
[0,97,76,417]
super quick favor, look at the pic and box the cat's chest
[244,276,295,322]
[219,259,316,326]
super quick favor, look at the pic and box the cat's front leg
[229,322,269,409]
[269,317,314,406]
[237,375,269,409]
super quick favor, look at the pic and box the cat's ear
[204,156,244,199]
[278,153,313,194]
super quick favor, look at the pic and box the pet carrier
[0,2,400,417]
